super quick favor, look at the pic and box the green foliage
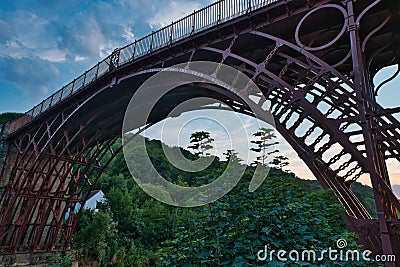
[72,210,115,265]
[0,112,22,125]
[223,149,243,164]
[188,131,214,156]
[269,154,289,171]
[72,135,379,266]
[158,172,374,266]
[47,253,73,267]
[351,182,378,218]
[250,128,278,167]
[296,179,377,219]
[250,128,289,171]
[74,156,191,266]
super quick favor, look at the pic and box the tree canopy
[70,134,378,266]
[0,112,22,125]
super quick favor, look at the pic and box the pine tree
[250,127,278,167]
[187,131,214,156]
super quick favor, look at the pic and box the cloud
[55,1,139,60]
[0,0,212,66]
[148,0,203,29]
[0,0,220,111]
[0,56,59,98]
[9,11,57,48]
[35,48,66,62]
[117,0,138,8]
[57,15,105,60]
[122,25,135,42]
[0,11,66,62]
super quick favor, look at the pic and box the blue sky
[0,0,399,186]
[0,0,212,111]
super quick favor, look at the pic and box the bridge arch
[0,0,399,261]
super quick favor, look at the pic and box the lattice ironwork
[0,0,399,265]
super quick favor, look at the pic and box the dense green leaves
[0,112,22,125]
[158,172,374,266]
[73,211,115,265]
[72,136,378,266]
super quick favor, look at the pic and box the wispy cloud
[148,0,202,29]
[0,56,59,98]
[0,0,150,98]
[57,16,105,60]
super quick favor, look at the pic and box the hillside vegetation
[0,112,22,125]
[70,137,378,266]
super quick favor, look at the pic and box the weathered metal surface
[0,0,399,265]
[0,125,8,178]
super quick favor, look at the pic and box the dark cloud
[0,56,59,97]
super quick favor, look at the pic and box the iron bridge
[0,0,400,265]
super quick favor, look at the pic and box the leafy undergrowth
[71,138,379,266]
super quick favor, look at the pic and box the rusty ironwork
[1,0,400,266]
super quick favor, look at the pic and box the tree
[250,127,278,167]
[71,136,377,266]
[0,113,22,125]
[270,155,289,171]
[250,128,290,172]
[223,149,242,164]
[72,210,115,265]
[188,131,214,156]
[158,174,372,266]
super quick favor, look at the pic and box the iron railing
[9,0,279,134]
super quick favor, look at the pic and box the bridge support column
[346,0,400,265]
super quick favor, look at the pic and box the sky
[0,0,399,187]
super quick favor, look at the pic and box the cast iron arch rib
[0,0,399,262]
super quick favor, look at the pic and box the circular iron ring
[295,4,348,52]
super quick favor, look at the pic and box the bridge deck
[7,0,282,134]
[6,0,399,136]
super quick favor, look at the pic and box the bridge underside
[1,0,400,264]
